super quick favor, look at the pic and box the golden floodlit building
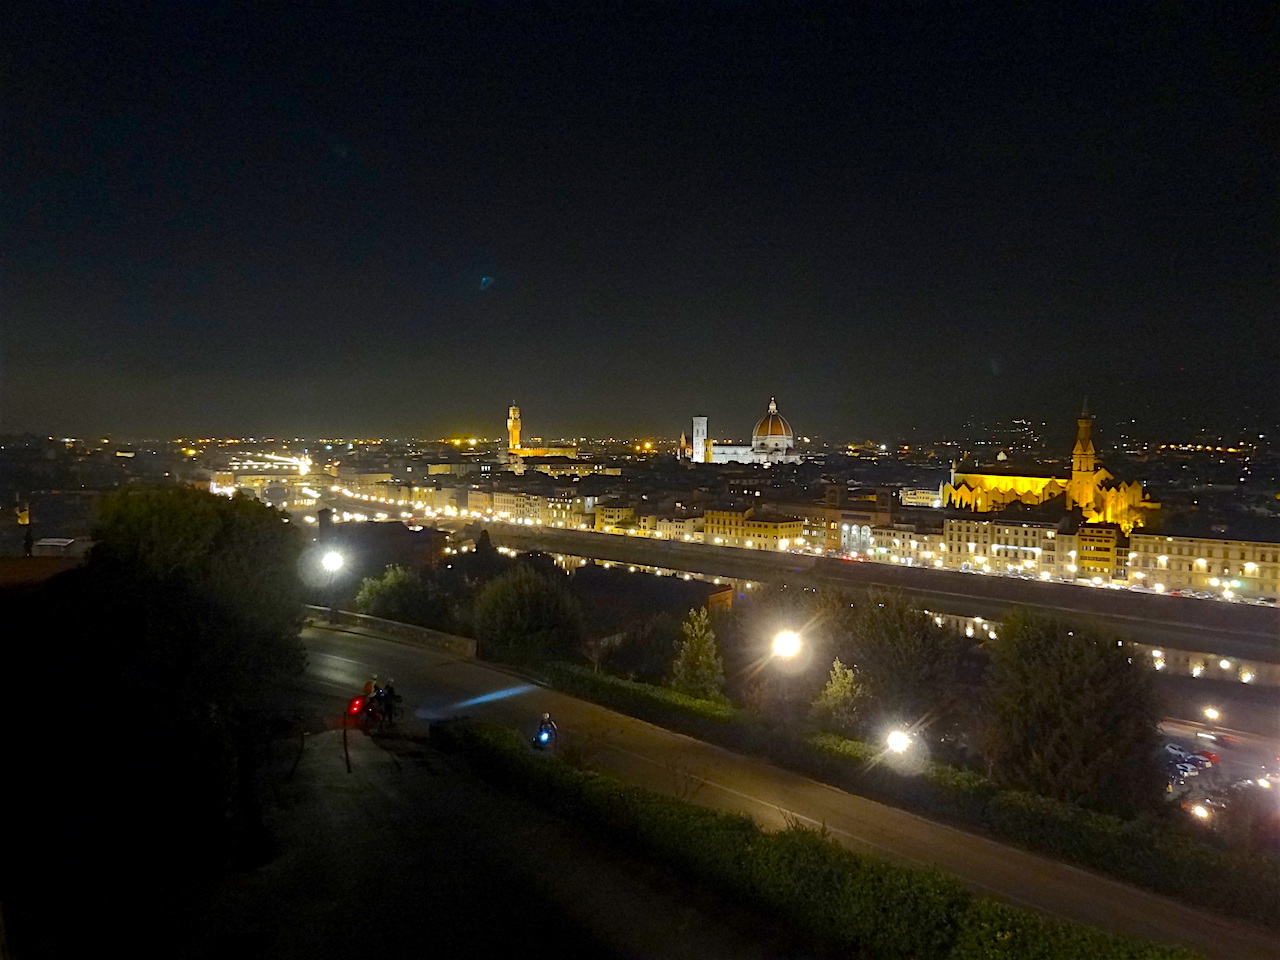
[704,504,804,551]
[943,407,1157,533]
[506,404,578,459]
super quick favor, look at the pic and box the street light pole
[322,550,344,624]
[771,630,803,721]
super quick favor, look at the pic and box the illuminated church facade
[680,398,801,465]
[942,408,1157,533]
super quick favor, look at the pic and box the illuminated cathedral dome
[752,398,794,453]
[687,396,801,465]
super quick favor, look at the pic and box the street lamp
[1202,706,1221,722]
[886,729,912,754]
[322,550,344,623]
[771,630,802,660]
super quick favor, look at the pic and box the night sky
[4,2,1275,440]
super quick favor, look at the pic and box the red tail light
[348,697,364,715]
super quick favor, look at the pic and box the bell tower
[1071,402,1096,477]
[507,404,521,453]
[1067,401,1099,515]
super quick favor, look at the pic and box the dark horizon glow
[4,3,1276,439]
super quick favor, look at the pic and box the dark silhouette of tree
[456,528,511,584]
[610,611,683,682]
[355,563,455,631]
[516,549,559,578]
[471,564,583,661]
[828,589,971,733]
[87,485,305,709]
[5,486,306,956]
[984,610,1164,815]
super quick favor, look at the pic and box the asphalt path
[301,622,1275,960]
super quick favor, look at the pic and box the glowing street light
[1191,804,1210,821]
[322,551,345,573]
[1202,706,1221,722]
[886,729,912,754]
[771,630,802,660]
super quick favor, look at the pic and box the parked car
[1164,743,1191,759]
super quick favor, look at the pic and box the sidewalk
[185,726,800,960]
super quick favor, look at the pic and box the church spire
[768,397,778,414]
[1072,405,1096,476]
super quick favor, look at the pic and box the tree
[984,610,1164,815]
[471,564,584,661]
[611,611,682,681]
[7,487,308,954]
[355,564,454,630]
[828,589,971,732]
[87,485,306,709]
[670,607,726,701]
[809,658,868,735]
[456,528,511,584]
[579,632,623,673]
[1212,780,1280,854]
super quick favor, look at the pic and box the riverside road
[484,525,1280,666]
[301,621,1276,960]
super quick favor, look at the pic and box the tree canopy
[471,563,584,661]
[984,610,1164,815]
[809,658,866,736]
[670,607,726,701]
[7,486,309,954]
[87,485,306,708]
[826,589,971,733]
[355,563,455,631]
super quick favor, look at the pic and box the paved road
[301,622,1275,960]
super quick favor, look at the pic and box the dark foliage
[433,721,1199,960]
[2,487,306,957]
[538,663,1280,930]
[355,563,457,632]
[472,563,584,662]
[826,589,972,735]
[984,610,1165,816]
[607,610,682,682]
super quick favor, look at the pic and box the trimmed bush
[432,720,1199,960]
[950,899,1198,960]
[536,662,1280,930]
[541,662,740,726]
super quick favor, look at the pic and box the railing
[304,605,477,658]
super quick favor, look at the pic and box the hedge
[538,662,1280,930]
[432,719,1200,960]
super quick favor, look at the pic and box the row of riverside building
[330,472,1280,602]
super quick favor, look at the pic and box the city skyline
[4,4,1275,438]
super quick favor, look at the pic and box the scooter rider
[536,712,558,743]
[379,677,400,724]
